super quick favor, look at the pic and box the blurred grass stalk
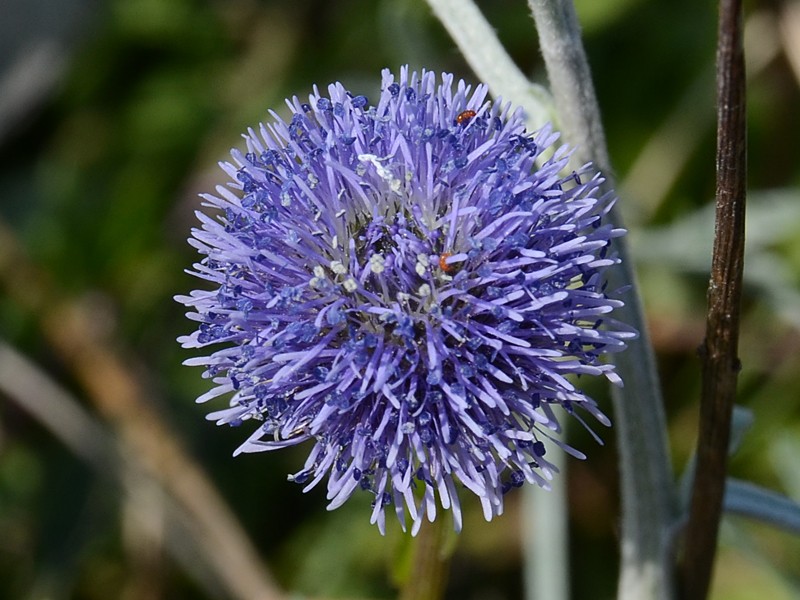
[0,340,219,598]
[0,222,284,600]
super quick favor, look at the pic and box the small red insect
[439,252,456,274]
[455,109,476,126]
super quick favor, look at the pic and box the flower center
[310,205,462,343]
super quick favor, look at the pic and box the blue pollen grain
[176,66,635,535]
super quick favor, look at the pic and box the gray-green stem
[425,0,553,128]
[424,1,677,598]
[527,1,677,599]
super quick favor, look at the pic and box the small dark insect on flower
[455,109,477,125]
[177,67,635,535]
[438,252,456,274]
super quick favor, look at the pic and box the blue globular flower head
[177,66,635,534]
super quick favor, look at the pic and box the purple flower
[177,67,634,534]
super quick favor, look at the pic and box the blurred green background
[1,0,799,598]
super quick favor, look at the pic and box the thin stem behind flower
[399,518,452,600]
[527,1,677,599]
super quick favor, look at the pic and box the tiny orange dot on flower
[439,252,455,273]
[455,109,476,125]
